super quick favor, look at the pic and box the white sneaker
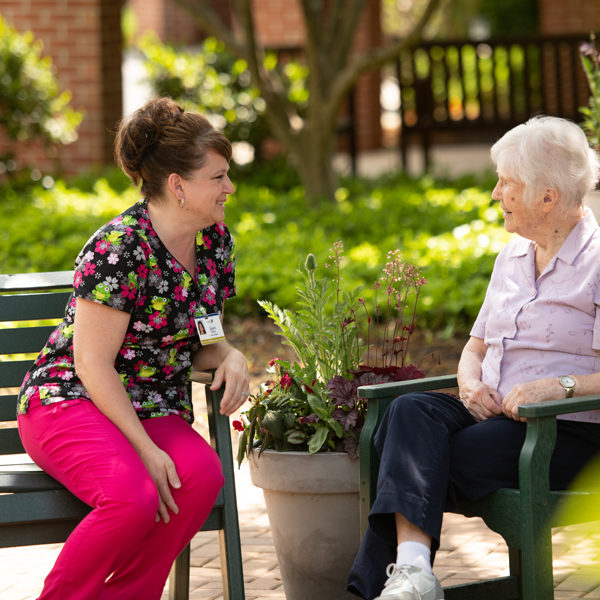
[374,564,444,600]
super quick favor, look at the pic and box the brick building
[0,0,597,175]
[0,0,122,175]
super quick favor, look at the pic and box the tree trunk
[284,115,339,203]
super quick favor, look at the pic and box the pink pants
[18,395,224,600]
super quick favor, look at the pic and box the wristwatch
[558,375,576,398]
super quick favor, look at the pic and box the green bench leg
[169,543,190,600]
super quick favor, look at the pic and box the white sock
[396,541,432,575]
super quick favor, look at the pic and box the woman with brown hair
[17,97,249,599]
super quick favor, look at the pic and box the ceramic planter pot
[249,449,360,600]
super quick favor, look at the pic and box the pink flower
[137,264,148,278]
[174,285,188,302]
[215,223,226,235]
[280,373,292,390]
[202,287,216,306]
[73,271,83,288]
[203,234,213,249]
[95,240,110,255]
[170,258,183,273]
[121,284,135,300]
[140,241,152,259]
[148,311,166,329]
[207,259,218,277]
[83,262,96,277]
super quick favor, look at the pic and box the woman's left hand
[210,347,250,416]
[502,377,563,422]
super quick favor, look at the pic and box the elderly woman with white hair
[346,116,600,600]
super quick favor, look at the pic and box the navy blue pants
[346,392,600,600]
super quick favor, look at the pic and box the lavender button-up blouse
[471,209,600,423]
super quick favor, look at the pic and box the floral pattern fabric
[17,199,236,423]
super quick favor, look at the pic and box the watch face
[560,376,576,388]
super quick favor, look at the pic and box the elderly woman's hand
[502,378,564,422]
[459,378,503,421]
[210,347,250,416]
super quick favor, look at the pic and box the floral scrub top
[17,199,236,423]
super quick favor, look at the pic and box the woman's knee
[97,462,160,527]
[180,445,224,495]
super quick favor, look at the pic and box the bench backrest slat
[0,271,74,292]
[0,292,71,322]
[0,429,25,454]
[0,325,58,355]
[0,360,35,388]
[0,394,18,421]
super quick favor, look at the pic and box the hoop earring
[178,196,185,208]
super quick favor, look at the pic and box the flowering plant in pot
[235,242,427,465]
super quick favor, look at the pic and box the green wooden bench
[0,271,245,600]
[358,374,600,600]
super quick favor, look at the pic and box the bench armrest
[518,394,600,418]
[357,374,458,399]
[190,369,216,385]
[358,375,600,537]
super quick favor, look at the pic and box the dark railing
[397,33,594,170]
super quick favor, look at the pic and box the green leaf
[306,394,330,420]
[308,425,329,453]
[262,410,284,440]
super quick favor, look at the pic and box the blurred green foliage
[0,15,82,172]
[138,34,270,161]
[0,165,505,336]
[382,0,538,39]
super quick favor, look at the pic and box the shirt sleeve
[470,291,490,340]
[71,225,149,314]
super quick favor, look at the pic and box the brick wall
[0,0,123,175]
[539,0,600,34]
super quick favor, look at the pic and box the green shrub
[225,170,506,333]
[0,15,82,172]
[138,34,269,161]
[0,177,136,273]
[0,167,505,335]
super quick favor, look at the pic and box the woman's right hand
[459,378,503,421]
[139,445,181,523]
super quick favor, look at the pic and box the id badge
[194,313,225,345]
